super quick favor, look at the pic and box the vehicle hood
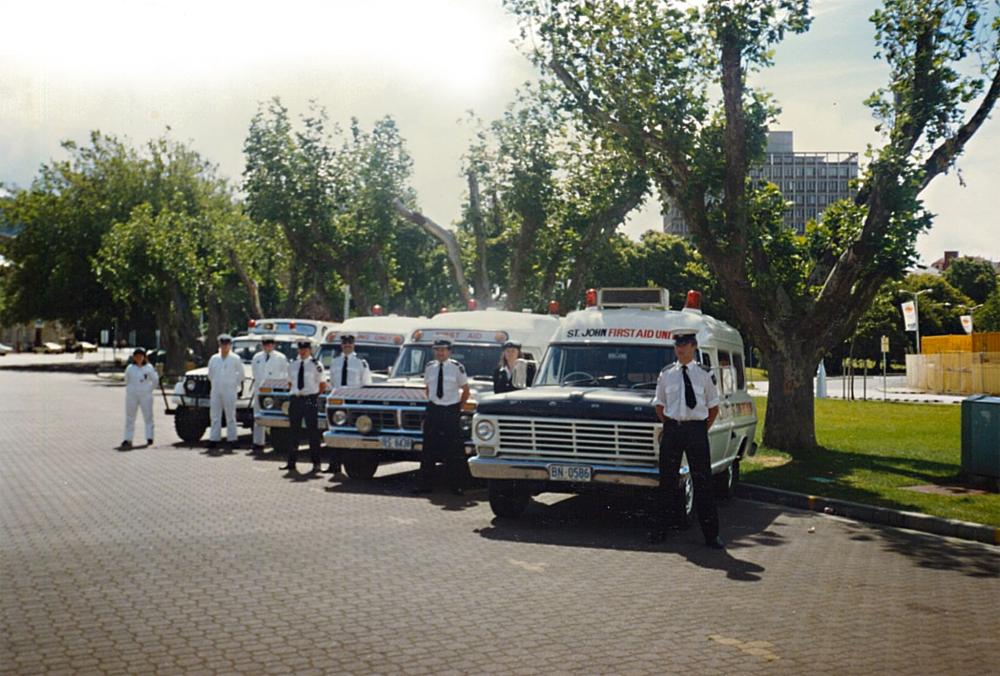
[476,387,657,422]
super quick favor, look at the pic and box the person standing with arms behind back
[327,333,371,475]
[415,338,471,495]
[649,329,724,549]
[207,334,244,454]
[282,340,326,475]
[121,347,158,449]
[492,340,535,394]
[250,335,288,456]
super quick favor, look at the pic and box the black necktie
[341,356,348,386]
[297,361,305,390]
[436,361,445,399]
[682,365,697,409]
[265,352,270,362]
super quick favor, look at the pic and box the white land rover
[322,309,560,480]
[168,318,338,444]
[469,288,758,520]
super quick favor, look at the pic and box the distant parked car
[0,343,12,355]
[76,341,98,353]
[34,342,65,354]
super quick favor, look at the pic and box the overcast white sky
[1,0,997,264]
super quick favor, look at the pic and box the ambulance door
[714,349,737,466]
[700,349,729,467]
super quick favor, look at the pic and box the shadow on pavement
[842,519,999,579]
[323,464,485,511]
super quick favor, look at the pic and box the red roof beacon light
[289,321,297,330]
[548,300,560,315]
[439,306,449,314]
[683,290,703,314]
[248,318,256,328]
[371,304,383,316]
[467,299,478,311]
[585,288,598,308]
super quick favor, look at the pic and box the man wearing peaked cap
[650,328,725,549]
[326,333,372,476]
[250,335,288,455]
[207,333,243,454]
[415,338,471,495]
[282,339,326,475]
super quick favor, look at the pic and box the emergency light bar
[325,331,405,345]
[410,329,509,344]
[597,288,669,309]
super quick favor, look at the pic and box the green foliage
[975,286,1000,331]
[942,256,998,303]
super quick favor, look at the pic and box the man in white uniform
[415,338,470,495]
[207,333,244,453]
[122,347,159,449]
[250,335,288,455]
[650,329,723,548]
[326,333,371,474]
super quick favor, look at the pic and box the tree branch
[391,198,472,304]
[466,171,492,304]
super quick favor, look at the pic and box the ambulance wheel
[270,428,296,457]
[673,470,694,528]
[343,453,379,480]
[488,480,529,518]
[174,406,207,444]
[714,460,739,499]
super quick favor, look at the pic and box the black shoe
[647,530,667,544]
[120,440,131,449]
[207,441,218,450]
[250,444,264,455]
[223,444,235,454]
[705,536,726,550]
[147,439,154,446]
[311,464,322,474]
[411,485,432,495]
[452,487,465,496]
[324,465,341,474]
[279,464,296,472]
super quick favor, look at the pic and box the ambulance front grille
[495,417,658,465]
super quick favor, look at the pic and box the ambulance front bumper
[468,456,661,488]
[322,431,475,455]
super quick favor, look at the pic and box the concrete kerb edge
[736,483,1000,546]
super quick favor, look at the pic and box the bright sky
[1,0,997,264]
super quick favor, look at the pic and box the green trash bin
[960,395,1000,484]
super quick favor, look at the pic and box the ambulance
[468,288,757,520]
[168,318,338,444]
[254,313,424,455]
[322,308,560,480]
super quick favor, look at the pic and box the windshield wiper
[630,380,659,390]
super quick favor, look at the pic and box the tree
[507,0,1000,451]
[976,287,1000,331]
[942,256,999,304]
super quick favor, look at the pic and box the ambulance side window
[718,351,734,395]
[733,353,746,390]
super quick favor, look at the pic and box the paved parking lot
[1,371,997,674]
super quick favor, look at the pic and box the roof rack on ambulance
[588,288,669,310]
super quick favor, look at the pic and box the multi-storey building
[663,131,859,236]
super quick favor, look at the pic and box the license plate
[379,436,413,450]
[548,464,592,482]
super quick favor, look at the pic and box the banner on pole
[960,315,973,334]
[901,301,918,331]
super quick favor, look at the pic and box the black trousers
[419,403,468,489]
[655,419,719,541]
[288,394,321,466]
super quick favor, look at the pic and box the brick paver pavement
[1,372,997,675]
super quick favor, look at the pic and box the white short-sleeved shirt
[288,356,325,396]
[330,353,372,388]
[652,360,720,421]
[424,358,469,406]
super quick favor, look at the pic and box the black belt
[664,418,707,426]
[291,393,318,399]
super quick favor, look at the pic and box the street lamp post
[906,289,932,353]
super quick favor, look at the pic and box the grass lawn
[742,398,1000,527]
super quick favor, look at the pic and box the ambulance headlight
[262,397,275,409]
[332,410,348,426]
[281,401,290,416]
[184,379,196,392]
[475,420,496,441]
[356,415,374,435]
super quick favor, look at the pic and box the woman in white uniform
[122,347,159,449]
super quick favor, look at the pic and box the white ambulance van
[322,309,560,480]
[254,314,424,454]
[169,318,338,444]
[468,288,757,520]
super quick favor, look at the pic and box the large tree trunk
[467,171,492,306]
[392,199,472,305]
[760,347,818,452]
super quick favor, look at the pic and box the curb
[736,483,1000,546]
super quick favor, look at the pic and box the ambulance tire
[270,428,296,458]
[343,452,379,480]
[174,406,208,444]
[488,480,530,518]
[714,459,739,499]
[674,470,694,528]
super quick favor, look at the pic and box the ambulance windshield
[317,345,401,373]
[393,344,502,379]
[231,338,298,364]
[536,343,677,389]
